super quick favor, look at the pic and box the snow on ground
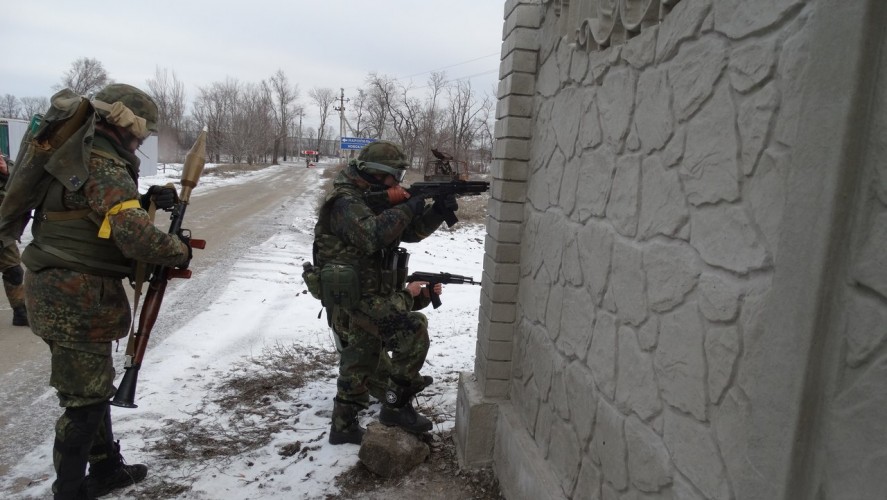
[3,162,486,499]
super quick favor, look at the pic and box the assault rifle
[111,128,208,409]
[365,180,489,227]
[406,180,489,227]
[406,271,480,309]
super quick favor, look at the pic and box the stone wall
[455,0,887,499]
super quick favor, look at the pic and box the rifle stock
[405,271,480,309]
[112,128,208,409]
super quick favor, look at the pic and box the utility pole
[296,108,303,160]
[334,88,350,159]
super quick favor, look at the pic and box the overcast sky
[3,1,505,128]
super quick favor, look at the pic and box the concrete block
[494,115,532,139]
[494,403,568,500]
[455,372,501,467]
[492,179,528,203]
[496,94,534,119]
[487,218,524,245]
[486,198,525,223]
[483,254,522,283]
[491,158,529,181]
[500,49,538,80]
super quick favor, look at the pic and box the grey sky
[2,1,505,128]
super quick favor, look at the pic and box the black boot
[379,403,433,433]
[12,305,28,326]
[329,398,366,445]
[85,408,147,497]
[379,380,432,433]
[53,404,106,499]
[86,441,147,497]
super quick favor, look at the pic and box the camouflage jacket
[314,165,445,298]
[24,132,189,342]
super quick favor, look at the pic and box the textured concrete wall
[456,0,887,498]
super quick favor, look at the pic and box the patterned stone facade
[456,0,887,499]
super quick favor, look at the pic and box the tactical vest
[21,146,136,278]
[313,184,403,297]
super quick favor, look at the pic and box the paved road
[0,161,326,479]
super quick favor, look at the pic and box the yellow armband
[98,199,142,239]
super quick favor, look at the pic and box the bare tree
[228,83,274,164]
[192,78,240,163]
[146,66,187,162]
[420,72,448,155]
[393,89,423,161]
[306,127,317,145]
[348,88,368,137]
[364,73,396,141]
[308,87,336,151]
[268,70,299,163]
[365,73,425,161]
[476,97,495,172]
[20,97,49,119]
[446,80,487,160]
[0,95,20,119]
[57,57,110,95]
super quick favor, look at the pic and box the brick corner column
[455,0,540,467]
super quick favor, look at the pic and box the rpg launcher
[406,271,480,309]
[111,128,208,409]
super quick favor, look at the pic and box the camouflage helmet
[93,83,159,138]
[355,140,409,182]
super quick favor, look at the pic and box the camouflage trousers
[44,339,116,408]
[330,292,430,408]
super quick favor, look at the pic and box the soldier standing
[22,84,191,499]
[311,140,458,445]
[0,153,27,326]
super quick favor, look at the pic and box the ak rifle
[406,271,480,309]
[405,180,489,226]
[366,179,490,227]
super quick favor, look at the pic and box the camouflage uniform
[313,144,450,443]
[0,154,27,326]
[21,84,189,499]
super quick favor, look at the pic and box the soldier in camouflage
[22,83,191,499]
[313,140,458,445]
[0,153,28,326]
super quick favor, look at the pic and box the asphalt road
[0,161,325,480]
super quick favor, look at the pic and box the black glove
[403,195,426,216]
[176,229,193,269]
[140,185,178,210]
[433,194,459,215]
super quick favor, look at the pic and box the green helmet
[355,140,409,182]
[93,83,159,137]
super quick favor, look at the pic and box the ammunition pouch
[320,263,361,309]
[302,262,322,300]
[379,247,409,295]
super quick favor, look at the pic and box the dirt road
[0,161,325,478]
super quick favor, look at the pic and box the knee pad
[2,264,23,285]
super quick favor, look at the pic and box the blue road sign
[341,137,377,150]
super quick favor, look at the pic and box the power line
[396,52,500,81]
[343,52,500,90]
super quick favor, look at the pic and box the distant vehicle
[0,117,29,160]
[423,149,470,182]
